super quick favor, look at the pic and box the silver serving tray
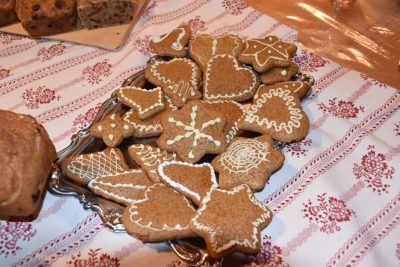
[48,68,314,266]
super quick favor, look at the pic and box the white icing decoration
[152,27,187,51]
[220,139,270,173]
[66,149,126,182]
[123,109,163,136]
[110,114,116,120]
[108,134,114,140]
[281,69,288,76]
[128,184,195,231]
[150,58,199,103]
[118,86,164,117]
[97,125,103,131]
[244,88,303,134]
[111,123,116,128]
[132,144,177,175]
[204,54,257,101]
[88,170,149,203]
[242,37,291,67]
[123,124,129,130]
[158,161,218,203]
[165,105,222,158]
[191,185,272,253]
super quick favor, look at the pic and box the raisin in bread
[0,110,56,217]
[77,0,136,29]
[15,0,77,37]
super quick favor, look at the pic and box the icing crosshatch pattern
[0,0,399,266]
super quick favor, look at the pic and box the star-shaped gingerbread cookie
[90,113,135,147]
[212,135,284,191]
[157,161,218,205]
[117,86,165,119]
[190,184,273,259]
[239,36,297,72]
[238,85,309,143]
[158,100,227,163]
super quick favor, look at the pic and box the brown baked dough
[0,0,18,26]
[0,110,56,217]
[15,0,77,37]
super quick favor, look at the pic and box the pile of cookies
[61,24,311,259]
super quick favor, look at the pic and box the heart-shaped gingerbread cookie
[145,58,202,107]
[122,183,196,242]
[203,54,259,102]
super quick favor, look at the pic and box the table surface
[1,0,399,266]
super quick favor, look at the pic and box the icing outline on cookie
[157,161,218,203]
[67,149,126,182]
[244,88,303,134]
[204,54,257,101]
[220,139,270,173]
[191,185,272,253]
[118,86,164,118]
[123,109,163,135]
[152,27,187,51]
[129,184,194,231]
[166,104,222,159]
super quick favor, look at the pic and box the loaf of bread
[0,0,18,26]
[0,110,56,217]
[77,0,136,29]
[15,0,77,37]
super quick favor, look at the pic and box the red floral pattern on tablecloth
[360,73,387,88]
[0,32,23,44]
[395,122,400,136]
[0,68,10,80]
[318,98,364,119]
[302,193,355,234]
[0,221,37,257]
[396,243,400,260]
[283,138,312,158]
[142,1,157,17]
[353,145,395,194]
[82,60,112,85]
[293,49,328,72]
[222,0,248,15]
[73,103,102,130]
[134,35,154,56]
[67,248,120,267]
[22,86,61,109]
[37,43,66,61]
[188,16,207,38]
[245,236,288,267]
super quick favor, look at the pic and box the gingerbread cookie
[255,81,311,100]
[238,85,309,143]
[145,58,202,107]
[261,62,299,85]
[123,183,196,242]
[189,34,244,71]
[212,135,284,191]
[203,54,259,102]
[203,100,246,144]
[150,23,191,58]
[190,184,273,259]
[90,113,135,147]
[61,148,129,185]
[117,86,165,119]
[128,144,179,182]
[157,161,218,206]
[88,169,153,206]
[123,103,177,138]
[158,100,227,163]
[239,36,297,72]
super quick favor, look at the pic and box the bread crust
[0,110,56,217]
